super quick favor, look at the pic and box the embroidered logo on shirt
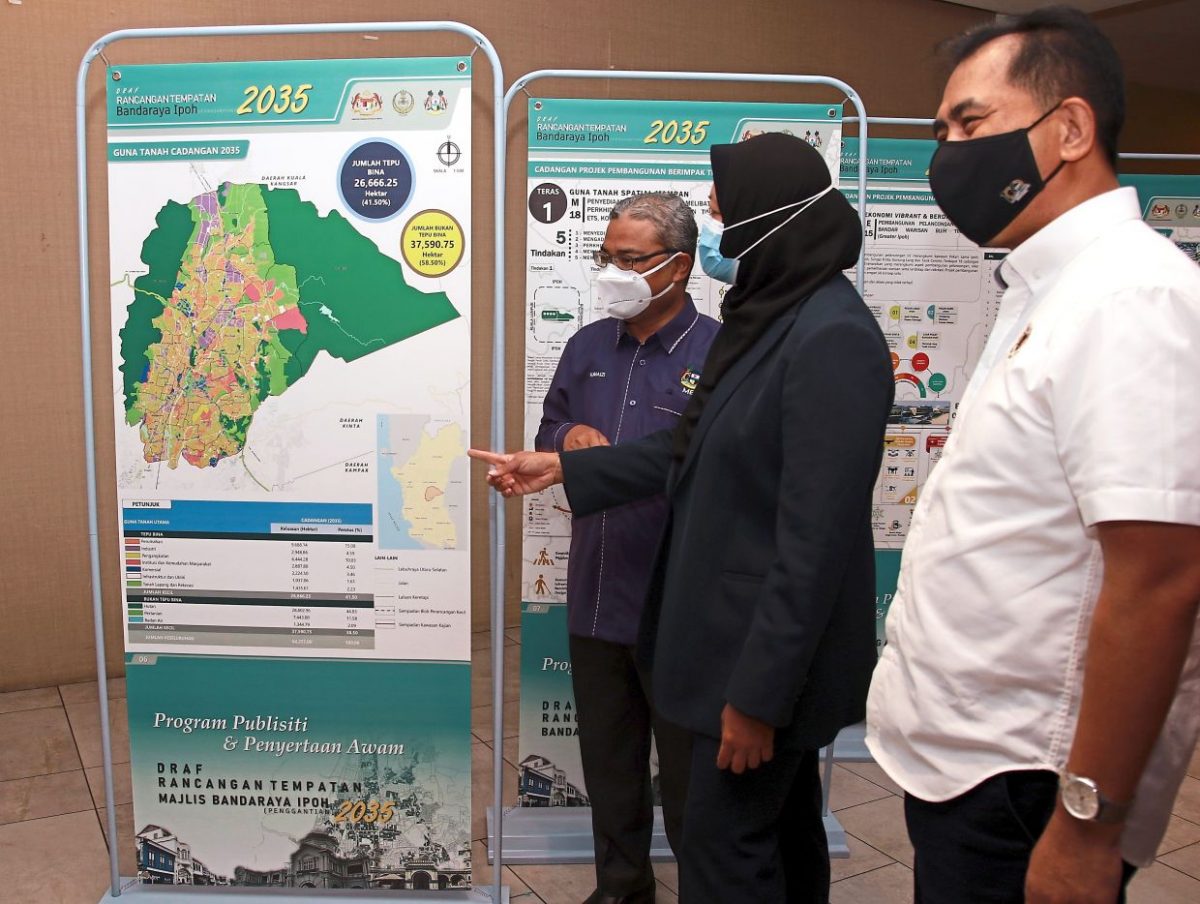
[679,367,701,394]
[1001,179,1032,204]
[588,371,606,379]
[1009,324,1032,358]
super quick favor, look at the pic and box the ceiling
[937,0,1200,93]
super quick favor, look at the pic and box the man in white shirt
[866,7,1200,904]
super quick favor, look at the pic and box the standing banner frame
[75,21,509,904]
[847,113,1200,163]
[491,68,871,866]
[830,113,1200,763]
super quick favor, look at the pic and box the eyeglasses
[592,248,676,271]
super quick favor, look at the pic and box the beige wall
[0,0,1195,692]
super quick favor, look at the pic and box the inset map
[377,415,468,550]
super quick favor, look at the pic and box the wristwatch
[1058,772,1131,824]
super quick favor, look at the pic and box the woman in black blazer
[475,134,894,903]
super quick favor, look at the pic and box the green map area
[119,183,459,470]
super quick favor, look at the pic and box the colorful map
[118,183,459,470]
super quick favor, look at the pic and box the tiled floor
[3,631,1200,903]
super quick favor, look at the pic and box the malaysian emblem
[392,90,415,115]
[350,91,382,117]
[679,367,701,393]
[424,89,450,114]
[1150,203,1171,219]
[1000,179,1032,204]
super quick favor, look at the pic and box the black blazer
[562,274,894,749]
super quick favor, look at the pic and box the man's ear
[1056,96,1097,164]
[672,252,694,283]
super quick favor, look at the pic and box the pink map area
[270,306,309,334]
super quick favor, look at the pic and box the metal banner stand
[487,68,872,865]
[74,21,508,904]
[848,113,1200,163]
[829,114,1200,765]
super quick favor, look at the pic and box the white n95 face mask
[594,252,680,320]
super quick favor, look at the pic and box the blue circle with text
[338,139,414,222]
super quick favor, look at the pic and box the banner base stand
[831,723,873,761]
[98,880,508,903]
[486,807,849,864]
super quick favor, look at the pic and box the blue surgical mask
[698,213,739,285]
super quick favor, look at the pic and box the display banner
[107,57,473,890]
[840,138,1005,651]
[1120,173,1200,264]
[125,655,470,889]
[856,164,1200,650]
[517,98,842,806]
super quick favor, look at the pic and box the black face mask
[928,105,1065,246]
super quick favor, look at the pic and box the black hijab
[671,132,863,460]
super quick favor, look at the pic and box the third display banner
[840,138,1006,649]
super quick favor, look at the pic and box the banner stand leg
[485,806,850,864]
[96,886,506,903]
[831,722,873,762]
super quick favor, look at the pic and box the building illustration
[234,830,470,891]
[235,832,372,889]
[136,825,225,886]
[518,754,589,807]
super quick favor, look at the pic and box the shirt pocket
[647,370,692,420]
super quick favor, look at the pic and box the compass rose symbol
[437,139,462,167]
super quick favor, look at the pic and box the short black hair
[943,5,1125,165]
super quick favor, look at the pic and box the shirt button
[639,359,646,366]
[629,400,637,406]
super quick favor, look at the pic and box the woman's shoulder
[790,274,877,330]
[779,278,890,373]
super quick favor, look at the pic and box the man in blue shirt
[536,192,720,904]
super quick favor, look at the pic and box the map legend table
[121,499,375,652]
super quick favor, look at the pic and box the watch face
[1063,777,1101,820]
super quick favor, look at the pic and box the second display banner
[518,97,845,804]
[517,108,1005,802]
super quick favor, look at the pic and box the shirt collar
[615,294,701,354]
[998,187,1140,296]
